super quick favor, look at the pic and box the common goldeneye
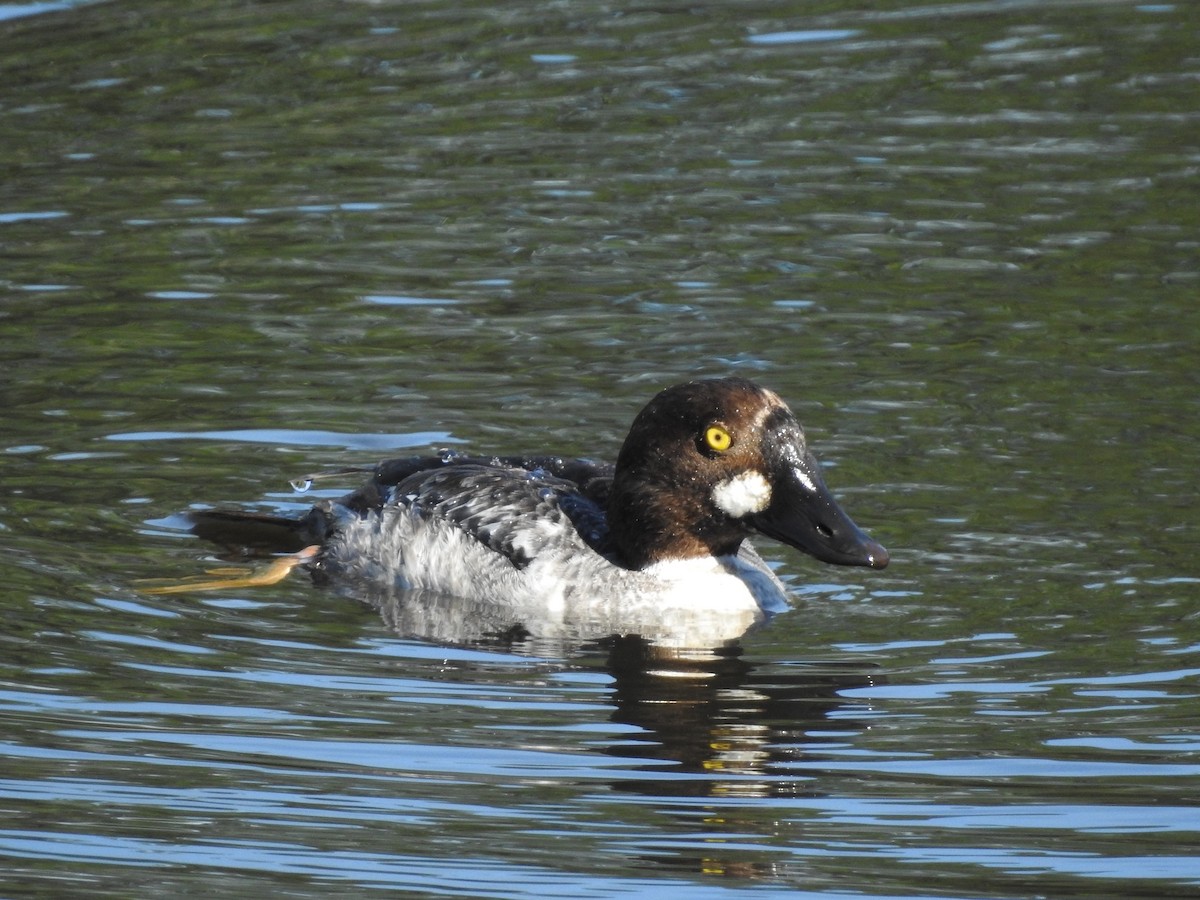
[185,377,887,616]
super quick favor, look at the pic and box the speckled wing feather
[343,454,613,513]
[387,464,611,570]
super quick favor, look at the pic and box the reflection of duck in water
[595,636,885,885]
[177,378,887,643]
[599,635,882,780]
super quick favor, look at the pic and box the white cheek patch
[711,471,772,518]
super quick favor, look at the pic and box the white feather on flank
[711,470,772,518]
[642,551,788,612]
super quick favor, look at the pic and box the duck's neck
[606,473,746,571]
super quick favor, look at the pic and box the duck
[180,377,888,617]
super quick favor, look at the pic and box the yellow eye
[704,425,732,452]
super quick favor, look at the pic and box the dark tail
[188,508,331,556]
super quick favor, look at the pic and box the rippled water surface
[2,0,1199,897]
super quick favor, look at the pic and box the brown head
[606,377,888,571]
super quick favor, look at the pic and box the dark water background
[2,0,1199,896]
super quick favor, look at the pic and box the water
[2,0,1199,896]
